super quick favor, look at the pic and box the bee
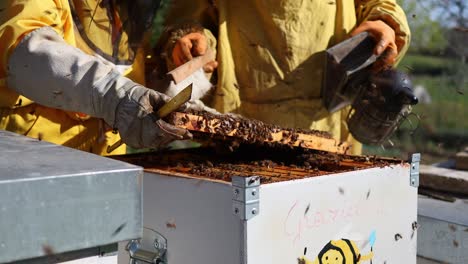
[299,239,374,264]
[166,220,177,229]
[394,233,403,241]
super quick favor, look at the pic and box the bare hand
[351,20,398,68]
[172,32,218,73]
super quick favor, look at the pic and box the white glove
[166,68,213,100]
[165,67,220,115]
[185,99,220,115]
[7,26,191,149]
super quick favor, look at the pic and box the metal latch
[409,153,420,188]
[126,228,167,264]
[232,176,260,221]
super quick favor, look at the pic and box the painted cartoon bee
[298,232,376,264]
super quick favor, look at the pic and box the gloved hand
[172,32,218,72]
[7,26,192,150]
[114,86,193,149]
[351,20,398,69]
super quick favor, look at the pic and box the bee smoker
[322,32,418,145]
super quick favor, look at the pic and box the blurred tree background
[364,0,468,164]
[151,0,467,164]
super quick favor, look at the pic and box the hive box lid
[0,130,143,263]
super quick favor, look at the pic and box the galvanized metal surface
[232,176,260,221]
[0,130,143,263]
[418,195,468,225]
[20,244,117,264]
[61,255,117,264]
[410,153,421,187]
[417,195,468,264]
[119,162,417,264]
[418,215,468,264]
[417,256,444,264]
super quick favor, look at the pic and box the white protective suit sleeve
[7,27,191,148]
[8,27,128,125]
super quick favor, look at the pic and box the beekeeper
[158,0,411,154]
[0,0,215,155]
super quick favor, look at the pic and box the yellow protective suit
[0,0,149,155]
[164,0,410,154]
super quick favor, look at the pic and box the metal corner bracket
[232,176,260,221]
[409,153,420,188]
[126,228,167,264]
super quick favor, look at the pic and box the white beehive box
[118,153,420,264]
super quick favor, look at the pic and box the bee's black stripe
[342,239,358,263]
